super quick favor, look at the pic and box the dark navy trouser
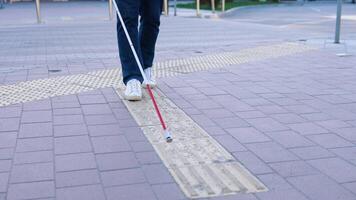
[116,0,162,85]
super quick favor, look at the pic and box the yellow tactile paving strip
[115,88,267,198]
[0,43,315,198]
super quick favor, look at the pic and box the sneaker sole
[124,95,142,101]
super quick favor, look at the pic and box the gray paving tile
[0,118,20,132]
[270,113,306,124]
[212,116,250,129]
[85,114,118,125]
[55,135,92,155]
[78,95,107,105]
[123,127,147,142]
[288,174,356,200]
[190,114,217,127]
[227,127,270,144]
[91,135,131,153]
[96,152,139,171]
[136,151,162,165]
[23,100,51,111]
[233,152,273,175]
[152,183,187,200]
[201,108,235,119]
[56,153,97,172]
[288,122,329,135]
[201,126,228,136]
[57,184,106,200]
[53,114,85,125]
[88,124,123,137]
[0,132,17,148]
[333,127,356,142]
[256,188,308,200]
[343,182,356,195]
[290,146,335,160]
[257,173,293,191]
[255,105,288,115]
[82,104,112,115]
[307,133,354,148]
[235,110,266,119]
[16,137,53,152]
[246,118,288,132]
[54,123,88,137]
[130,141,155,152]
[0,160,11,173]
[316,119,352,130]
[21,110,52,123]
[19,122,53,138]
[101,168,146,187]
[14,151,53,165]
[246,142,299,163]
[308,157,356,183]
[142,164,174,184]
[53,108,82,116]
[265,130,314,148]
[56,169,101,188]
[7,181,55,200]
[0,107,22,118]
[214,135,247,152]
[300,112,333,122]
[105,183,157,200]
[269,160,319,177]
[0,173,9,193]
[330,146,356,162]
[0,149,14,160]
[10,162,53,183]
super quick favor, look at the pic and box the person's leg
[116,0,143,85]
[139,0,162,70]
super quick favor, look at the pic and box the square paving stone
[246,142,299,163]
[21,110,52,123]
[10,162,53,183]
[0,160,11,173]
[227,127,270,143]
[0,107,22,118]
[214,135,247,152]
[56,153,97,172]
[53,108,82,116]
[333,127,356,141]
[290,146,335,160]
[53,115,84,125]
[96,152,139,171]
[288,174,355,200]
[0,173,9,192]
[56,169,100,188]
[142,164,174,184]
[233,152,273,175]
[136,151,162,165]
[0,118,20,132]
[307,133,354,148]
[55,135,92,155]
[152,183,186,200]
[88,124,122,137]
[269,160,318,177]
[78,95,107,104]
[19,122,53,138]
[54,124,88,137]
[14,151,53,165]
[105,183,157,200]
[16,137,53,152]
[246,118,288,132]
[0,132,17,148]
[270,113,306,124]
[288,122,329,135]
[101,168,146,187]
[212,117,250,129]
[308,157,356,183]
[265,131,314,148]
[57,184,106,200]
[91,135,131,153]
[82,104,112,115]
[7,181,55,200]
[256,188,308,200]
[85,114,118,125]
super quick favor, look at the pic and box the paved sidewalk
[1,2,356,200]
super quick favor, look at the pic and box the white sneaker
[142,67,156,88]
[124,79,142,101]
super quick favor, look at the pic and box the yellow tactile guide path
[0,43,315,199]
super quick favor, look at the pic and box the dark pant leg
[116,0,143,84]
[139,0,162,70]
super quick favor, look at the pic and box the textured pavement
[1,1,356,200]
